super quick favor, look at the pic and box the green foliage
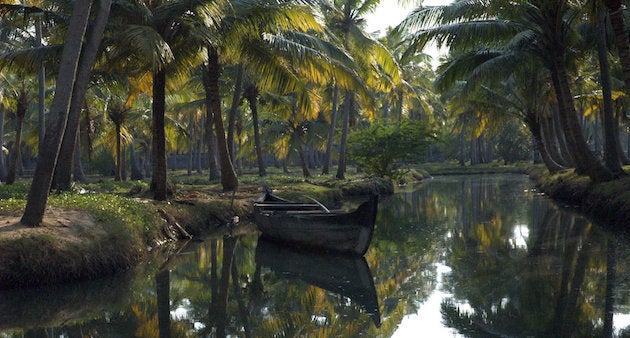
[348,119,436,181]
[48,192,159,242]
[495,120,532,164]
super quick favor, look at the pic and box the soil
[0,207,103,243]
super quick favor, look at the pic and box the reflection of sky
[393,264,470,337]
[615,313,630,336]
[510,224,529,249]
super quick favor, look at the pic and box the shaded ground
[1,208,102,242]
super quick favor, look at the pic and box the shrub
[348,119,436,181]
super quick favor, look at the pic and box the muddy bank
[529,167,630,228]
[0,178,392,290]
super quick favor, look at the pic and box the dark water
[2,174,630,337]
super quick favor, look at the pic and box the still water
[1,174,630,337]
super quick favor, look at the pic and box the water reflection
[380,175,630,337]
[1,175,630,337]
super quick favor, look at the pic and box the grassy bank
[529,166,630,229]
[0,173,391,289]
[420,161,531,176]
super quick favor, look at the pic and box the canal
[1,174,629,337]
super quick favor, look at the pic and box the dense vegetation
[0,0,628,227]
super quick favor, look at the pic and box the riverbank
[0,176,393,289]
[528,166,630,229]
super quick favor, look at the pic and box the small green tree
[348,119,436,181]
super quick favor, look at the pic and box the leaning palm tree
[399,0,614,182]
[21,0,95,226]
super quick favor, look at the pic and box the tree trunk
[596,6,624,175]
[548,55,613,182]
[298,146,311,178]
[551,104,574,166]
[227,63,244,159]
[205,46,238,191]
[604,0,630,96]
[541,114,568,166]
[54,0,112,190]
[526,114,565,173]
[6,91,27,184]
[244,83,266,177]
[36,13,45,154]
[22,0,93,226]
[459,119,467,166]
[151,67,168,200]
[0,105,6,182]
[129,141,144,180]
[156,269,171,338]
[187,113,194,176]
[336,92,352,179]
[614,102,630,164]
[115,123,122,181]
[72,128,85,182]
[322,85,339,175]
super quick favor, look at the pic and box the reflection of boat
[253,190,378,256]
[255,238,381,327]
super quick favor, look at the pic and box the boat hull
[253,193,378,256]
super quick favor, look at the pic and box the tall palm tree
[5,82,29,184]
[591,3,624,175]
[400,0,614,182]
[22,0,94,226]
[54,0,112,190]
[202,0,354,188]
[323,0,402,179]
[0,103,6,182]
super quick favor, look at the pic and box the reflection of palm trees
[156,269,171,338]
[207,237,236,337]
[442,200,615,337]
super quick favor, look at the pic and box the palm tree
[54,0,112,190]
[322,0,402,179]
[107,99,130,181]
[22,0,94,226]
[5,82,29,184]
[203,0,354,186]
[603,0,630,96]
[592,3,624,175]
[107,0,227,199]
[400,0,614,182]
[0,103,6,182]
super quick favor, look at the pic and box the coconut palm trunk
[243,82,266,177]
[541,114,569,166]
[322,84,339,175]
[548,54,613,182]
[6,89,27,184]
[0,105,6,181]
[595,6,624,175]
[205,46,238,191]
[335,92,352,179]
[72,129,85,182]
[22,0,94,226]
[115,123,123,181]
[129,141,144,180]
[227,63,244,159]
[526,113,565,173]
[604,0,630,95]
[54,0,112,191]
[151,67,168,200]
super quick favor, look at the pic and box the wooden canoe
[255,238,381,327]
[253,191,378,256]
